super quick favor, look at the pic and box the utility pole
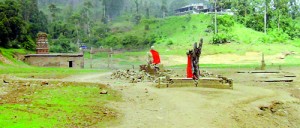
[264,0,267,34]
[215,0,218,34]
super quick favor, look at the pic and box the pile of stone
[111,69,155,83]
[200,70,214,77]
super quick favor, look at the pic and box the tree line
[0,0,299,52]
[212,0,300,44]
[0,0,47,50]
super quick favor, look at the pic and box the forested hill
[37,0,209,19]
[0,0,300,53]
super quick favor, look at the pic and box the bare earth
[62,68,300,128]
[1,67,299,128]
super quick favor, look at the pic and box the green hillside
[104,14,300,55]
[79,14,300,68]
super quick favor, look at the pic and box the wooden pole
[215,0,218,34]
[107,52,110,68]
[110,48,113,68]
[264,0,267,34]
[90,47,93,69]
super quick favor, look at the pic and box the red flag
[187,55,193,78]
[150,49,161,64]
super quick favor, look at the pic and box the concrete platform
[157,77,233,89]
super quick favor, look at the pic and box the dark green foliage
[181,25,186,31]
[102,33,157,49]
[122,35,139,47]
[269,29,290,43]
[0,0,48,50]
[167,40,173,46]
[145,24,150,31]
[230,0,300,40]
[212,33,233,44]
[0,0,26,48]
[217,15,234,28]
[286,20,300,39]
[21,36,36,50]
[134,14,142,25]
[50,35,78,53]
[243,14,264,32]
[143,34,157,46]
[210,15,235,44]
[217,15,234,32]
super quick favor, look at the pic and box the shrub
[122,35,139,47]
[269,29,290,43]
[21,36,35,50]
[217,15,235,28]
[182,25,186,31]
[145,24,150,31]
[211,33,233,44]
[208,15,235,33]
[143,34,157,46]
[103,36,121,48]
[259,35,271,44]
[167,40,174,46]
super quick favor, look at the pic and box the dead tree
[187,38,203,79]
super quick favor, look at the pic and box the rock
[3,80,9,83]
[57,83,62,87]
[259,105,269,111]
[100,90,108,94]
[103,111,108,115]
[41,81,48,86]
[137,79,142,82]
[24,82,30,87]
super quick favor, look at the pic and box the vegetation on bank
[0,82,120,127]
[1,0,299,52]
[0,48,104,79]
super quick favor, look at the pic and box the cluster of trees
[36,0,186,52]
[1,0,300,51]
[213,0,300,44]
[0,0,47,50]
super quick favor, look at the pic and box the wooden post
[90,47,93,69]
[214,0,218,34]
[108,48,113,68]
[261,53,266,70]
[264,1,267,34]
[110,48,113,68]
[107,52,110,68]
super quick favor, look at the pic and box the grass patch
[0,66,106,79]
[169,63,300,69]
[0,82,120,127]
[0,48,32,66]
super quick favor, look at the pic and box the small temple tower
[36,33,49,54]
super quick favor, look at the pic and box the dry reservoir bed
[0,67,299,128]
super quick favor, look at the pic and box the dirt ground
[1,67,300,128]
[62,67,300,128]
[154,52,297,66]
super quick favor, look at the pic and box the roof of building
[179,3,205,9]
[25,53,83,57]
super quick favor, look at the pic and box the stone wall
[24,54,84,68]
